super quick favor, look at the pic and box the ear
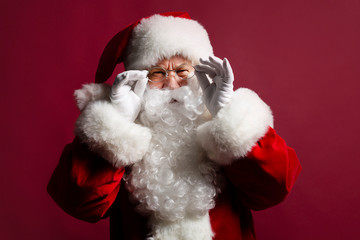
[74,83,111,111]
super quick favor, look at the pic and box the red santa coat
[47,86,301,239]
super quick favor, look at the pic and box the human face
[147,56,193,89]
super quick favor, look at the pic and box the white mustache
[141,85,205,124]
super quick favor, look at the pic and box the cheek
[179,80,188,87]
[148,81,165,89]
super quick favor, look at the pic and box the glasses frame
[147,63,195,83]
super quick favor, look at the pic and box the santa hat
[95,12,214,83]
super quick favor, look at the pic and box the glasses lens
[175,64,195,80]
[148,67,166,82]
[148,64,195,83]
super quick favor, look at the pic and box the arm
[197,88,301,210]
[224,127,301,210]
[48,81,152,222]
[74,81,151,168]
[47,138,124,222]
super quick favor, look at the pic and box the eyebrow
[151,62,190,69]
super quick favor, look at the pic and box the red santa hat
[95,12,214,83]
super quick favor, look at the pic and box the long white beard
[125,84,221,227]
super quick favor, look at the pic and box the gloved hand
[194,56,234,116]
[110,70,148,121]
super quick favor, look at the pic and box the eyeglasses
[147,64,195,83]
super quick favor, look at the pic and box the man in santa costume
[48,12,301,240]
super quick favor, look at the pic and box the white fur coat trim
[196,88,273,165]
[150,213,213,240]
[74,84,151,168]
[74,83,111,111]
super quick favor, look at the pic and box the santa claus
[48,12,301,240]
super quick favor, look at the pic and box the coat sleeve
[224,127,301,210]
[197,88,301,210]
[48,83,152,222]
[47,137,125,223]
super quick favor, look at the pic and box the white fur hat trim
[125,14,214,70]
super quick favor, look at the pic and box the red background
[1,0,359,239]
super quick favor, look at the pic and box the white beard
[125,83,221,239]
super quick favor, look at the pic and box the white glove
[194,56,234,116]
[110,70,148,121]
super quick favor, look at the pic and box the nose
[164,72,180,89]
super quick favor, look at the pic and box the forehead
[155,56,191,68]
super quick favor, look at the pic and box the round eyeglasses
[147,64,195,83]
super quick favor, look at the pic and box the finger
[125,70,148,81]
[110,85,132,102]
[114,70,148,87]
[115,85,132,96]
[195,70,211,91]
[209,56,226,76]
[200,57,224,76]
[222,58,234,83]
[199,58,221,76]
[200,57,219,67]
[112,71,136,97]
[194,64,217,79]
[133,76,148,98]
[123,70,148,87]
[209,55,223,65]
[208,56,223,69]
[114,72,130,88]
